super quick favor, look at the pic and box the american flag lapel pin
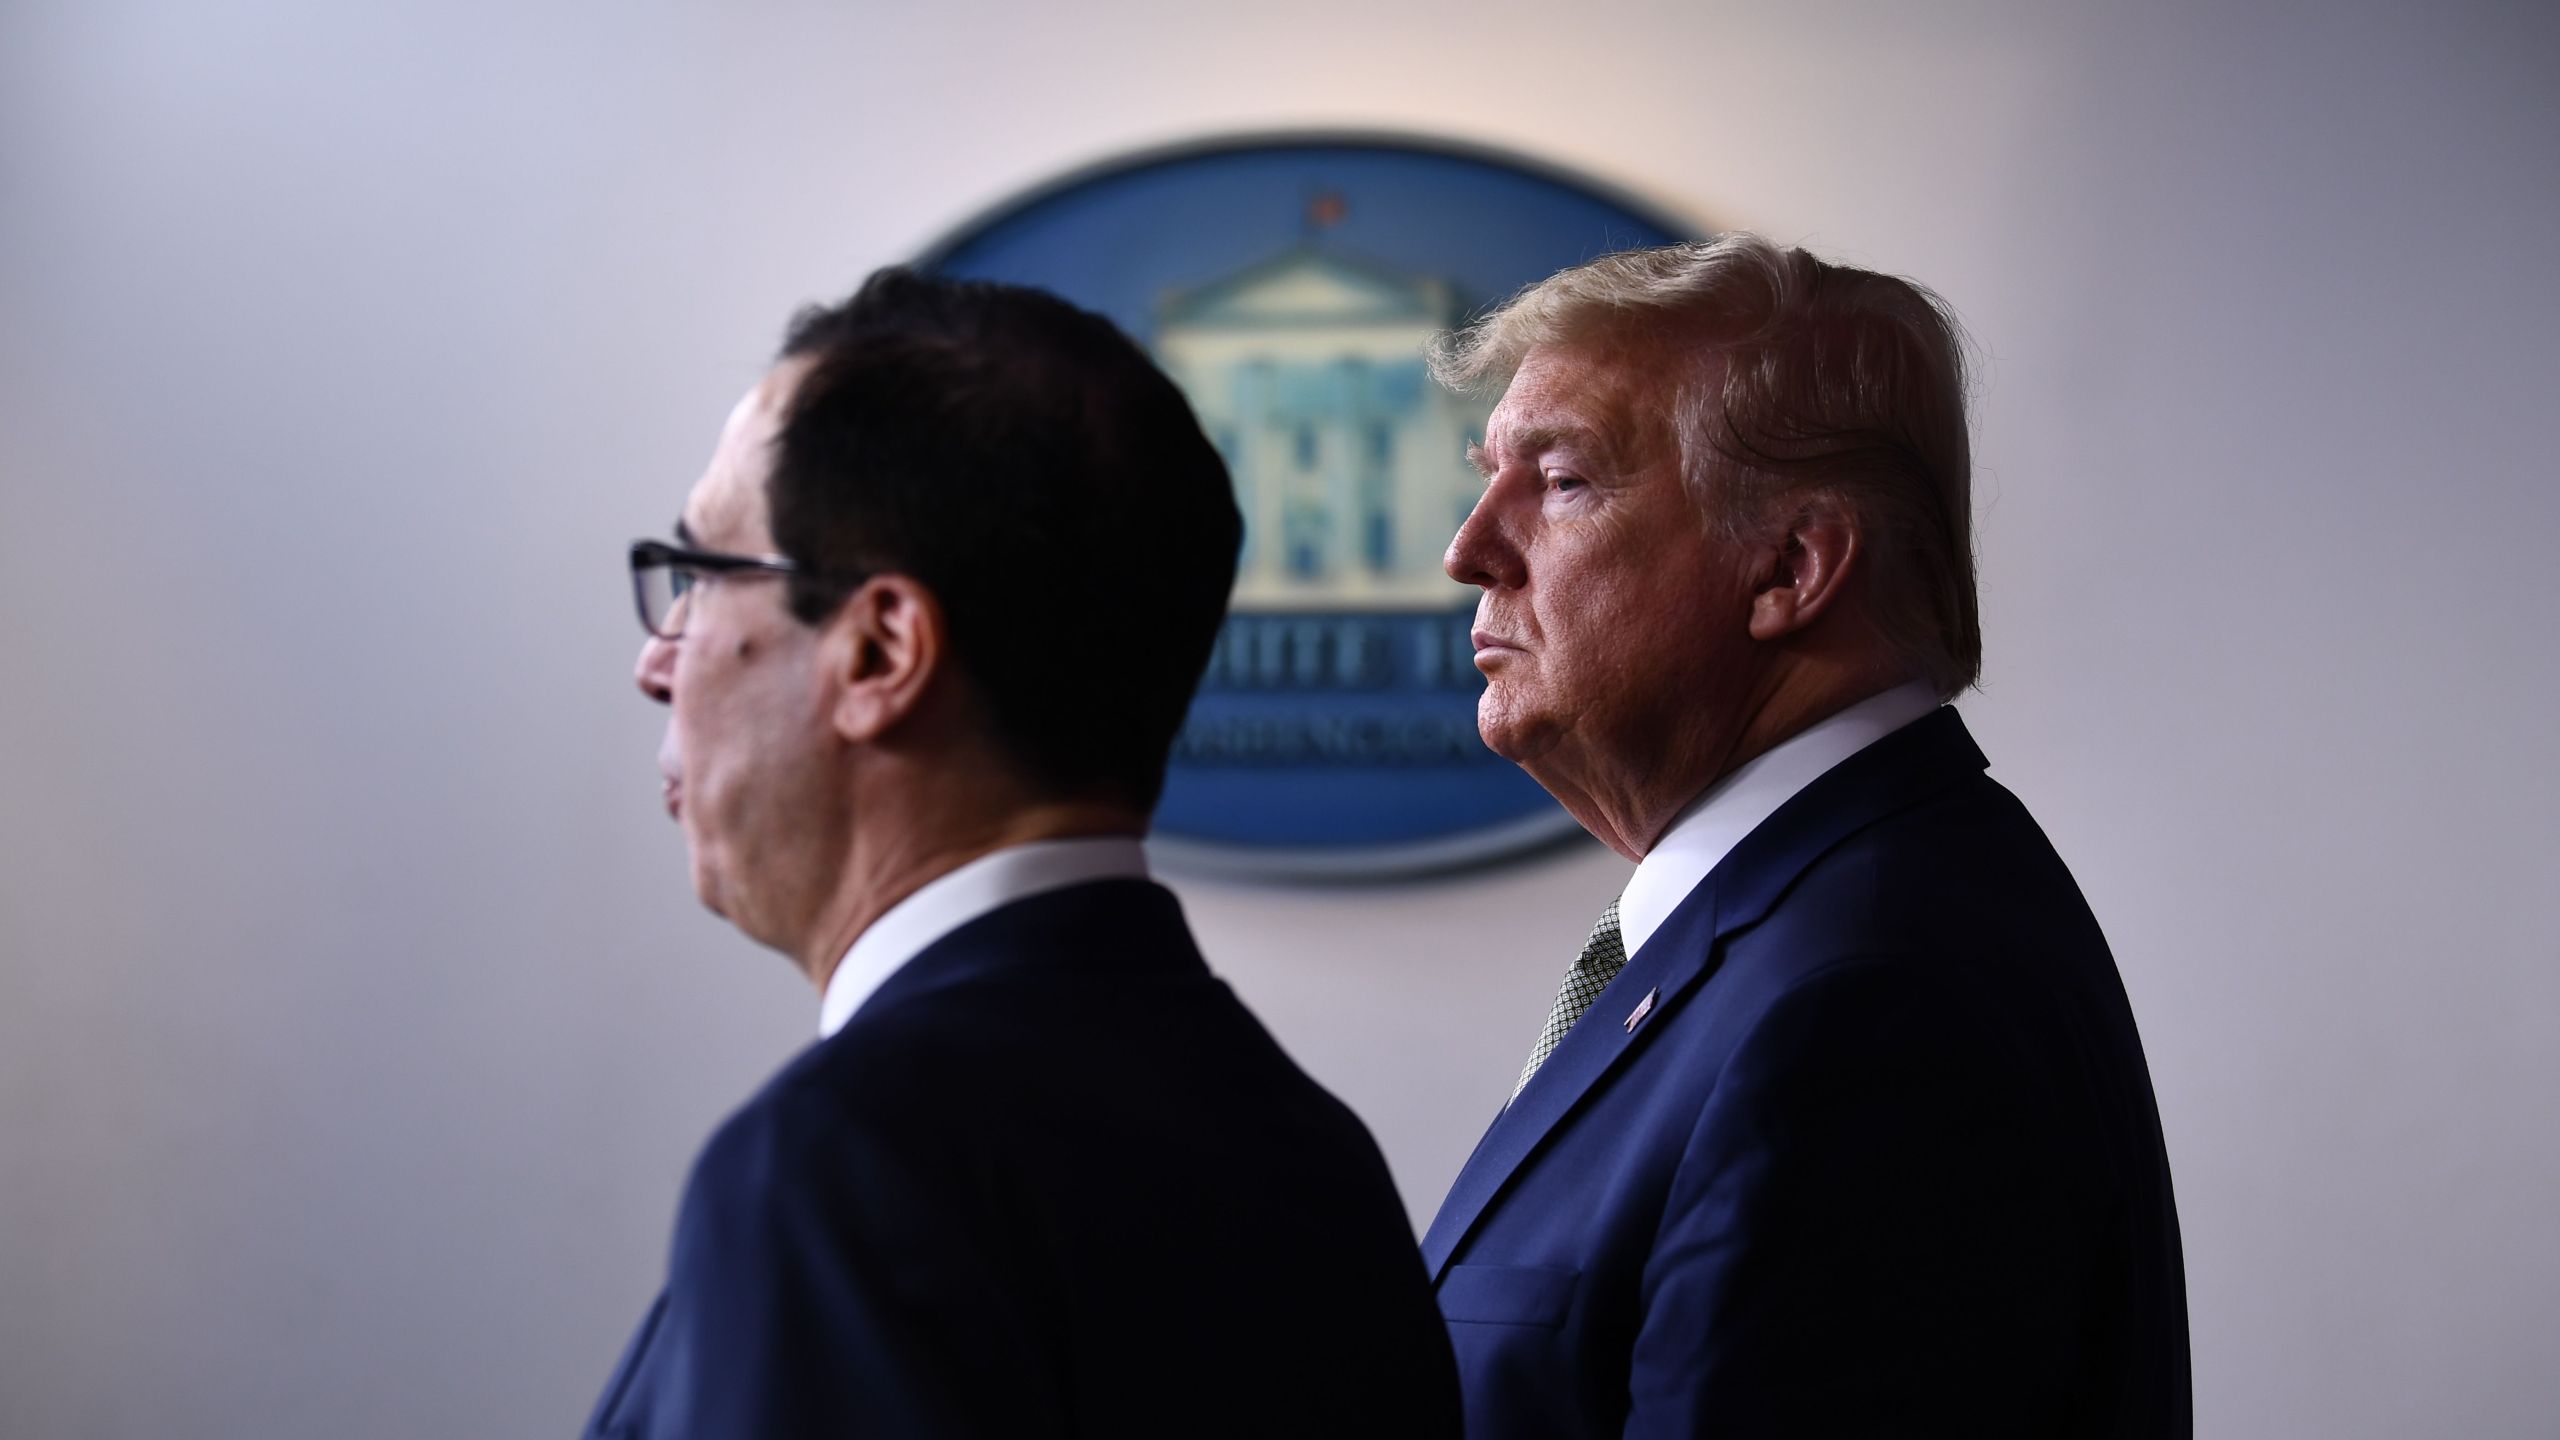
[1624,986,1658,1032]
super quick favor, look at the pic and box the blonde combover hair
[1430,234,1982,697]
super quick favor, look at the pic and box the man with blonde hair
[1421,236,2189,1436]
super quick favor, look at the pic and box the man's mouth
[661,776,682,820]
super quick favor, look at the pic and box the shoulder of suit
[695,1015,970,1159]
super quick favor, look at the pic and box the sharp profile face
[1445,341,1756,784]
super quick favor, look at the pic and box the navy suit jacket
[1423,708,2190,1437]
[584,879,1460,1437]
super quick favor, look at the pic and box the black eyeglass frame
[628,538,844,639]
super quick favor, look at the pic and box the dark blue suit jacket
[1423,709,2190,1437]
[584,879,1459,1438]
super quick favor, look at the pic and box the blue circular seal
[923,133,1690,879]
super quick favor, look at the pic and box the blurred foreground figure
[1423,236,2189,1437]
[589,270,1458,1437]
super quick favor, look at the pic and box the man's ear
[820,576,947,744]
[1747,495,1861,642]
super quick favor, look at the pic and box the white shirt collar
[816,835,1149,1038]
[1617,682,1941,961]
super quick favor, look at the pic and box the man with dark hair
[1422,236,2189,1437]
[588,269,1458,1437]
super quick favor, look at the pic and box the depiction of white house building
[1152,247,1491,612]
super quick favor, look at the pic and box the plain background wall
[3,0,2554,1435]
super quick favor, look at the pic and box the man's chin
[688,855,730,920]
[1474,696,1556,766]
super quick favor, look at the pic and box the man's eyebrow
[1474,424,1624,476]
[673,516,699,546]
[1514,423,1620,467]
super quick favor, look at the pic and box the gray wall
[4,1,2555,1435]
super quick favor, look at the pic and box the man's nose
[635,633,676,705]
[1444,488,1526,590]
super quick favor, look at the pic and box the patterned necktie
[1510,896,1628,1102]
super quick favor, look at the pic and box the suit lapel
[1420,707,1990,1279]
[1421,875,1729,1276]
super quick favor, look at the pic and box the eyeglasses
[627,538,806,639]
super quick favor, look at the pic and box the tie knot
[1573,896,1627,978]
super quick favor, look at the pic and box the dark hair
[766,268,1240,812]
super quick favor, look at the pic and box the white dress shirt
[816,835,1150,1039]
[1616,682,1942,961]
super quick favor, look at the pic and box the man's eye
[1546,472,1586,493]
